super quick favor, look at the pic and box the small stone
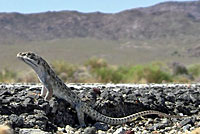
[125,130,134,134]
[74,130,82,134]
[148,122,168,131]
[65,125,75,134]
[23,98,33,107]
[19,128,50,134]
[141,130,149,134]
[178,117,195,127]
[113,127,126,134]
[40,102,50,114]
[97,130,107,134]
[83,126,96,134]
[168,129,177,134]
[94,122,109,131]
[9,114,24,127]
[182,124,192,132]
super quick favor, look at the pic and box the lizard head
[17,51,59,85]
[17,52,47,72]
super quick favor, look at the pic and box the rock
[19,128,50,134]
[0,83,200,133]
[125,130,134,134]
[94,122,109,131]
[97,130,107,134]
[113,127,126,134]
[178,117,196,128]
[9,114,24,127]
[23,98,33,107]
[40,102,50,114]
[182,124,192,132]
[83,126,96,134]
[65,125,75,134]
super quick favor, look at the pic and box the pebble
[83,126,96,134]
[93,122,109,131]
[97,130,107,134]
[19,128,50,134]
[65,125,75,134]
[113,127,126,134]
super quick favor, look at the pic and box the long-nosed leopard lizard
[17,52,186,126]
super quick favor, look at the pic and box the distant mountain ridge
[0,1,200,44]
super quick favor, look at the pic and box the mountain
[2,1,200,70]
[0,1,200,44]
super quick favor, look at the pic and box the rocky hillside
[0,1,200,44]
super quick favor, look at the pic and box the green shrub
[1,59,197,83]
[0,68,17,83]
[125,63,172,83]
[188,64,200,78]
[85,58,107,70]
[52,61,77,82]
[88,62,172,83]
[172,75,191,83]
[94,66,124,83]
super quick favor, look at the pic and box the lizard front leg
[75,104,86,127]
[43,85,53,101]
[40,86,47,97]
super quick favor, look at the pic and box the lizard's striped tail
[83,104,186,125]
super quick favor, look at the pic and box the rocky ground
[0,83,200,134]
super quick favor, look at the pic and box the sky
[0,0,196,14]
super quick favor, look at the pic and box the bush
[94,67,124,83]
[188,64,200,78]
[1,59,197,83]
[85,58,107,70]
[52,61,77,82]
[0,68,17,83]
[89,62,172,83]
[171,62,188,75]
[125,63,172,83]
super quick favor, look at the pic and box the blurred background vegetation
[0,58,200,84]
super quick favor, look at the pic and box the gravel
[0,83,200,134]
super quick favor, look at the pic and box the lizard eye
[37,60,40,64]
[21,53,26,56]
[30,55,35,59]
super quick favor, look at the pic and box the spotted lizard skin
[17,52,185,126]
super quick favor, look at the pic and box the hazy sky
[0,0,196,14]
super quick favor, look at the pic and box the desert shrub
[0,68,17,83]
[188,64,200,78]
[94,66,124,83]
[125,63,172,83]
[171,62,188,75]
[52,61,77,82]
[89,62,172,83]
[172,75,191,83]
[85,58,107,70]
[1,59,196,83]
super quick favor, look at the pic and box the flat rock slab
[0,83,200,134]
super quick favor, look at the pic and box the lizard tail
[83,105,185,125]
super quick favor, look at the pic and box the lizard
[17,51,186,126]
